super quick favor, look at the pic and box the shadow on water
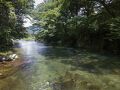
[38,47,76,58]
[0,40,120,90]
[61,54,120,74]
[37,46,120,90]
[38,45,120,75]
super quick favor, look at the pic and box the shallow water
[0,40,120,90]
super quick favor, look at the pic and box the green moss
[0,51,12,56]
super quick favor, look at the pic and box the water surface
[0,40,120,90]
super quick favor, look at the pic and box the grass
[23,36,35,41]
[0,51,13,56]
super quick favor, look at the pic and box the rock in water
[46,82,50,85]
[8,54,18,61]
[0,73,2,76]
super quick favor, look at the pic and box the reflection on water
[0,40,120,90]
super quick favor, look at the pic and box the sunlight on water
[19,40,39,55]
[0,40,120,90]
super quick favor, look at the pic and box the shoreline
[0,48,23,79]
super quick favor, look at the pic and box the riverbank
[0,49,23,79]
[0,59,20,79]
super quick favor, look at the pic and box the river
[0,40,120,90]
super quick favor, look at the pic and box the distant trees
[0,0,34,51]
[34,0,120,54]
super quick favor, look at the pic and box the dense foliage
[34,0,120,54]
[0,0,34,51]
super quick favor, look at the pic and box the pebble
[46,82,50,85]
[2,57,6,61]
[0,73,2,76]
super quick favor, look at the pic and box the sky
[23,15,34,27]
[34,0,44,7]
[23,0,44,27]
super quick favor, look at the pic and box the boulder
[0,54,18,62]
[7,54,18,61]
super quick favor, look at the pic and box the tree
[35,0,120,54]
[0,0,34,51]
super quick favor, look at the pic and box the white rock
[46,82,50,85]
[0,73,2,76]
[9,54,18,60]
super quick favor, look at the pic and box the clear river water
[0,40,120,90]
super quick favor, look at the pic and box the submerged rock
[0,73,2,76]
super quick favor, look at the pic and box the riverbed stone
[0,73,2,76]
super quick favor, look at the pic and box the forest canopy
[0,0,34,51]
[0,0,120,54]
[34,0,120,54]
